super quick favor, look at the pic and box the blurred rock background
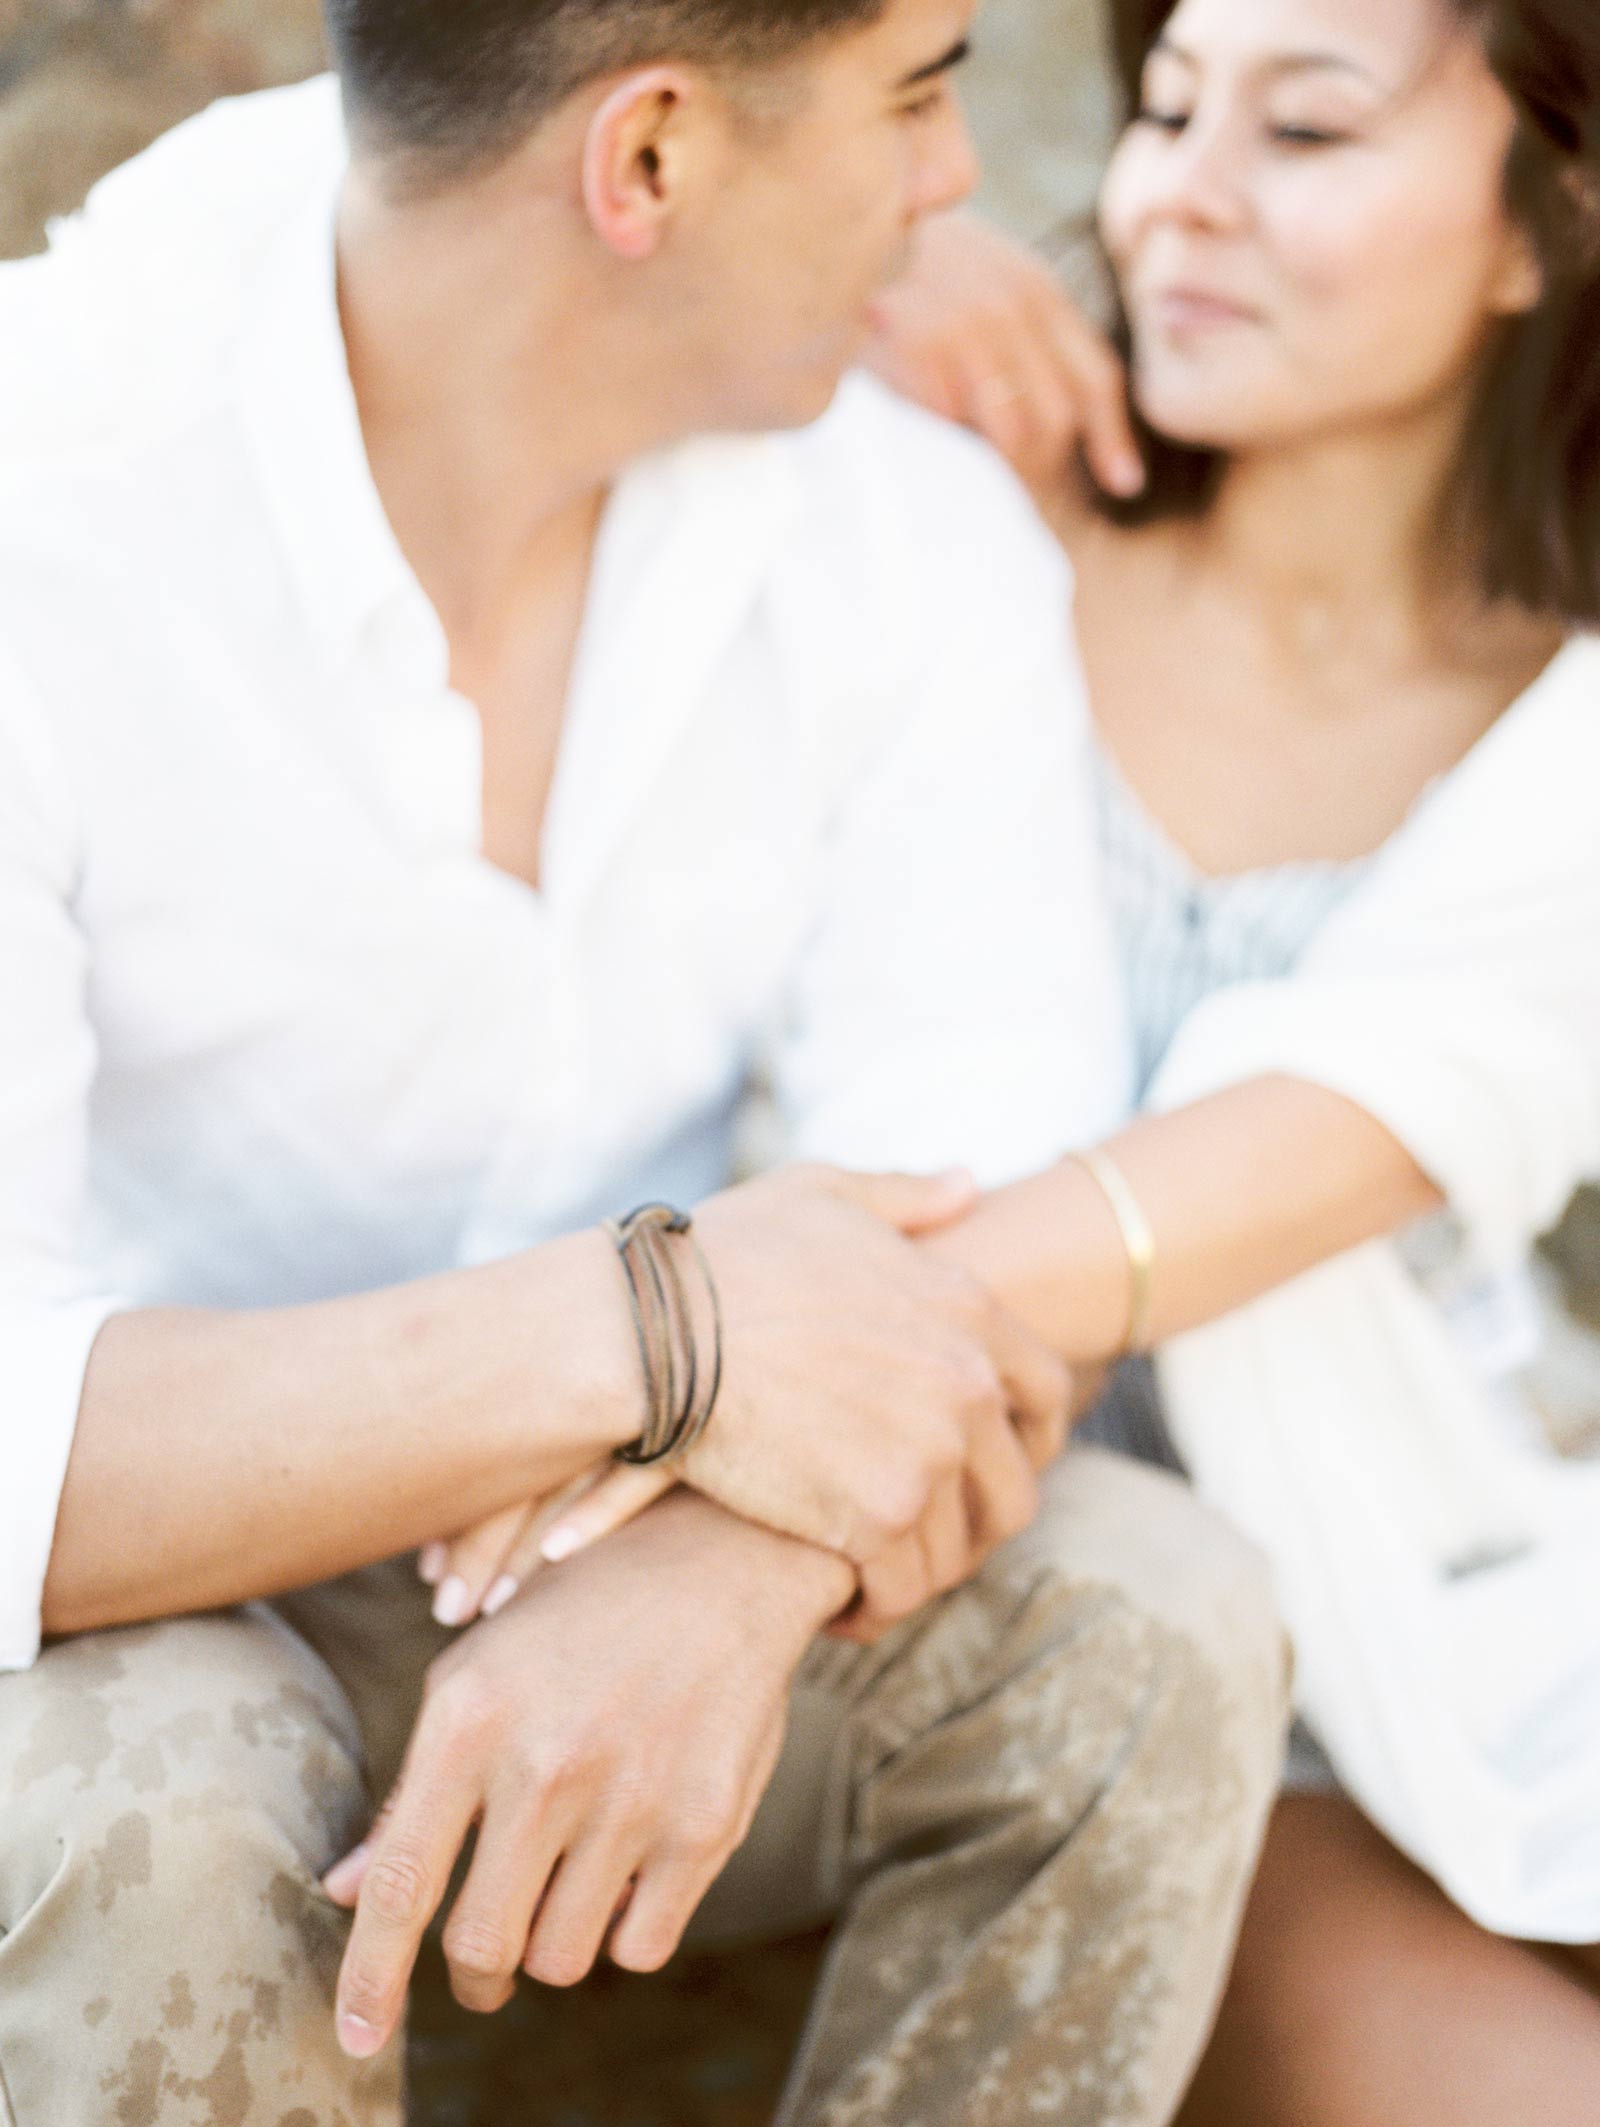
[0,2,1595,2121]
[0,0,1114,256]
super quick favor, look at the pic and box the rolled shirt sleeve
[0,664,129,1668]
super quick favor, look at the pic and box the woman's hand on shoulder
[863,210,1145,504]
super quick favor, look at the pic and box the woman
[872,1,1600,2115]
[425,1,1600,2115]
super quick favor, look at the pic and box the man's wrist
[515,1228,643,1471]
[657,1490,855,1640]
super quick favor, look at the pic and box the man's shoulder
[0,76,343,464]
[772,372,1071,618]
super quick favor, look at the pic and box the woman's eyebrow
[896,36,971,91]
[1154,35,1381,90]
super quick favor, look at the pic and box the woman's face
[1097,0,1541,452]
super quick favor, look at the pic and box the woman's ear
[581,65,700,260]
[1488,215,1544,317]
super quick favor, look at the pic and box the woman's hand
[418,1469,608,1627]
[863,210,1145,502]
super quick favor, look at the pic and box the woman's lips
[1146,286,1261,334]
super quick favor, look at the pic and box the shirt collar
[234,174,449,686]
[230,146,810,861]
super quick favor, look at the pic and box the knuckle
[507,1738,578,1799]
[526,1939,594,1990]
[338,1965,395,2026]
[363,1848,434,1927]
[942,1341,999,1416]
[426,1670,500,1748]
[612,1924,678,1974]
[672,1782,743,1859]
[444,1917,517,1980]
[877,1460,935,1542]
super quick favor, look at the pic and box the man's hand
[326,1492,853,2057]
[675,1165,1067,1563]
[417,1165,1072,1631]
[864,210,1144,502]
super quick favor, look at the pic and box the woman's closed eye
[1269,118,1356,149]
[1137,105,1353,151]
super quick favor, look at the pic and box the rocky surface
[0,0,1112,258]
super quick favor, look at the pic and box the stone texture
[0,0,325,258]
[0,0,1112,260]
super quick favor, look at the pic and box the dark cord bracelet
[605,1203,724,1467]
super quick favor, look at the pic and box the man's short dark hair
[325,0,888,185]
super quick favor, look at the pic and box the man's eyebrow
[897,37,970,91]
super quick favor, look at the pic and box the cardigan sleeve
[1148,638,1600,1266]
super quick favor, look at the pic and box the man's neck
[334,161,676,652]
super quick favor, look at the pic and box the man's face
[673,0,982,430]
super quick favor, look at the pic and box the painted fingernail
[322,1841,369,1897]
[481,1574,518,1617]
[418,1542,447,1585]
[337,2010,385,2059]
[432,1575,471,1627]
[540,1526,581,1564]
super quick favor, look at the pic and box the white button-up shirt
[0,83,1127,1668]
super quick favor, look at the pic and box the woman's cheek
[1096,139,1157,271]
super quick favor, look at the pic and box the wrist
[506,1228,642,1478]
[658,1491,856,1641]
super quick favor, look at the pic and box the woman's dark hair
[325,0,885,187]
[1098,0,1600,627]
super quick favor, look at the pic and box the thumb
[824,1166,979,1236]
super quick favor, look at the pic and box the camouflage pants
[0,1449,1288,2127]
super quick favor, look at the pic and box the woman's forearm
[931,1074,1443,1365]
[42,1232,636,1636]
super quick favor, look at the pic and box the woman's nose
[1143,114,1252,236]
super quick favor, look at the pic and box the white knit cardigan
[1149,635,1600,1941]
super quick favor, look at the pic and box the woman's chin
[1130,358,1292,456]
[1133,387,1275,456]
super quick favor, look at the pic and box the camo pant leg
[695,1446,1292,2127]
[0,1604,401,2127]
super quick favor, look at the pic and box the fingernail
[540,1526,581,1564]
[337,2010,385,2059]
[481,1574,518,1617]
[432,1575,471,1627]
[418,1542,446,1585]
[322,1841,369,1896]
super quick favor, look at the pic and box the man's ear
[581,65,705,260]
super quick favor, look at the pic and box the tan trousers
[0,1449,1289,2127]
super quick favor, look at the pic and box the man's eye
[901,89,944,120]
[1136,105,1191,134]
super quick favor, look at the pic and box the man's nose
[913,100,981,219]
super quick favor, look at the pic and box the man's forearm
[43,1231,636,1636]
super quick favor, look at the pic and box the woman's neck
[1194,391,1480,666]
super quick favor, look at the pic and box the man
[0,4,1287,2122]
